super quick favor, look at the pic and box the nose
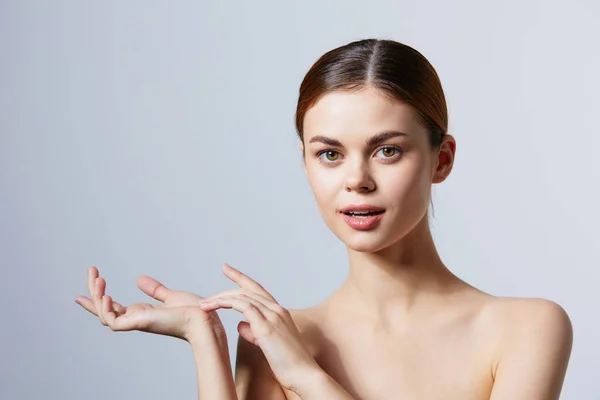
[344,160,376,193]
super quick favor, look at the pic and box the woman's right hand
[75,266,226,344]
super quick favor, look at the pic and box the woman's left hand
[199,263,320,393]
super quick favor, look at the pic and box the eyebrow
[308,130,408,147]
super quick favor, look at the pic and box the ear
[432,134,456,184]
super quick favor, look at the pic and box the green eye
[317,150,340,163]
[316,146,403,165]
[325,151,339,161]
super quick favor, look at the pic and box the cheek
[384,161,432,210]
[306,168,337,207]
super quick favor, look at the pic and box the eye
[317,150,341,163]
[315,145,403,165]
[375,146,403,159]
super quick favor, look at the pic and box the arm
[293,368,356,400]
[76,267,240,400]
[234,333,288,400]
[201,263,357,400]
[234,333,356,400]
[188,323,238,400]
[489,299,573,400]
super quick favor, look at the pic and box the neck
[328,214,471,328]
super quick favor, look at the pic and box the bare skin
[77,85,573,399]
[233,86,573,399]
[281,292,571,399]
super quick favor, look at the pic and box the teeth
[346,211,380,216]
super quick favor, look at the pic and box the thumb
[137,276,170,303]
[237,321,256,344]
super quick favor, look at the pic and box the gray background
[1,1,598,399]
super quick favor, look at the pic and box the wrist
[294,366,355,399]
[185,315,237,400]
[185,315,227,350]
[291,365,330,397]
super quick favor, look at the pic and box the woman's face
[301,86,450,252]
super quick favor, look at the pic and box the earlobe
[433,154,453,183]
[432,135,456,184]
[432,168,447,184]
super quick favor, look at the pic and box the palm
[76,268,225,341]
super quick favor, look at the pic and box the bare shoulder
[480,296,573,358]
[288,306,323,327]
[287,306,327,352]
[485,296,573,343]
[482,296,574,399]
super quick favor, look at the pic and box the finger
[238,292,283,314]
[201,293,269,312]
[237,321,256,344]
[222,263,277,302]
[76,296,125,315]
[204,291,282,315]
[94,277,107,325]
[101,296,129,326]
[102,296,140,332]
[201,288,244,303]
[226,294,283,324]
[87,266,99,299]
[200,295,277,325]
[204,297,270,333]
[112,301,125,314]
[137,276,171,303]
[101,295,118,328]
[75,296,99,316]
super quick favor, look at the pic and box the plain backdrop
[1,1,598,399]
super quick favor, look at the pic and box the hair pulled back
[295,39,448,151]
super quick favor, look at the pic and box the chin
[328,214,419,253]
[350,232,403,252]
[330,227,393,253]
[346,241,387,253]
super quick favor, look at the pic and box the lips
[339,204,385,215]
[339,205,386,230]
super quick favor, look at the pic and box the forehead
[303,87,423,142]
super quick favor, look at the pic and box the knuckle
[261,324,275,337]
[273,304,286,315]
[264,310,279,322]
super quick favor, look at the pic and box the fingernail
[224,263,238,273]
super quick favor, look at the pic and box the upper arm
[489,299,573,400]
[234,333,289,400]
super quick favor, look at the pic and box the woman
[75,39,573,399]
